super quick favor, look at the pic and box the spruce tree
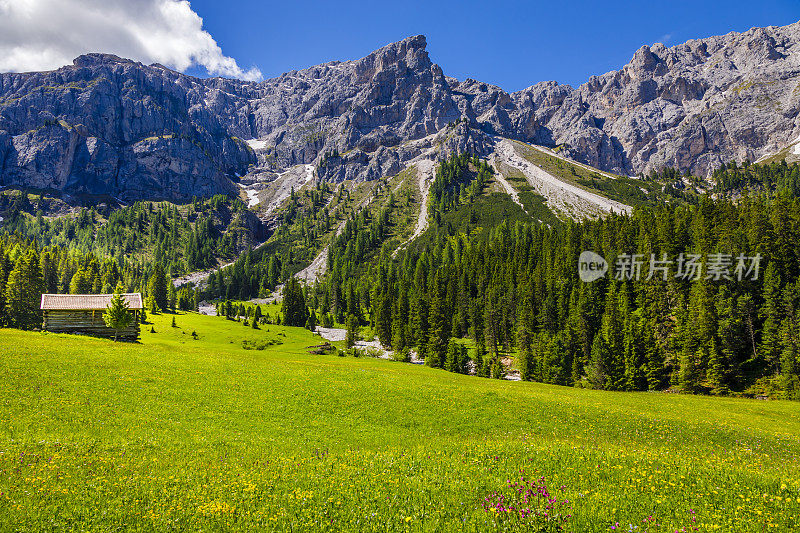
[518,342,534,382]
[374,290,392,346]
[587,334,608,389]
[345,314,358,349]
[148,264,168,312]
[707,338,728,395]
[391,319,407,351]
[145,294,160,314]
[4,249,43,329]
[103,284,132,342]
[305,310,316,330]
[474,343,486,377]
[69,268,92,294]
[282,278,309,327]
[426,271,448,368]
[679,343,699,393]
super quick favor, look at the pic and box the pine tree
[490,356,505,379]
[167,282,177,312]
[391,318,407,352]
[622,310,645,391]
[517,282,535,381]
[587,334,608,389]
[305,310,316,330]
[282,278,309,327]
[345,314,358,349]
[148,264,168,312]
[444,340,458,373]
[410,293,428,348]
[426,271,448,368]
[679,343,699,393]
[518,342,534,382]
[707,337,728,395]
[374,289,392,346]
[474,343,486,377]
[103,284,132,342]
[69,268,92,294]
[4,249,43,329]
[145,294,157,314]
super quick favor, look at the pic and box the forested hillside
[2,153,800,400]
[195,157,800,398]
[0,192,261,276]
[0,193,256,327]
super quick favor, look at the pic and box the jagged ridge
[1,23,799,202]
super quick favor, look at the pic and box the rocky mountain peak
[71,53,137,68]
[629,45,661,73]
[3,24,800,203]
[368,34,429,68]
[348,34,434,85]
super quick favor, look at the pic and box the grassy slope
[494,160,564,226]
[508,141,690,208]
[1,314,799,531]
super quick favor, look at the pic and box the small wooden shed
[40,293,143,341]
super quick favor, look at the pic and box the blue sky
[189,0,798,90]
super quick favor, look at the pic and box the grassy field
[1,312,799,531]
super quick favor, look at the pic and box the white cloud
[0,0,262,81]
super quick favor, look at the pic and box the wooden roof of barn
[40,293,144,310]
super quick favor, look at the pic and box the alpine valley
[3,15,800,532]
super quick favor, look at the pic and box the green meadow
[1,312,799,531]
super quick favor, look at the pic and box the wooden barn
[40,293,143,341]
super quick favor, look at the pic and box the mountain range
[1,21,799,204]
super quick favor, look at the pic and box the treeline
[1,193,252,276]
[314,192,800,398]
[428,152,493,224]
[282,155,800,399]
[163,152,800,398]
[205,181,349,301]
[0,236,199,330]
[713,159,800,196]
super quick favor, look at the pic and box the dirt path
[494,139,631,219]
[392,159,435,257]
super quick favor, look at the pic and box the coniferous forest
[3,156,800,399]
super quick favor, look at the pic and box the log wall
[43,310,140,341]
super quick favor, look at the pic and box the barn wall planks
[42,310,140,341]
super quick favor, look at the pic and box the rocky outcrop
[0,54,254,201]
[2,23,800,202]
[478,22,800,176]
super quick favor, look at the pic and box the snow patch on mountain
[246,139,268,150]
[238,183,260,207]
